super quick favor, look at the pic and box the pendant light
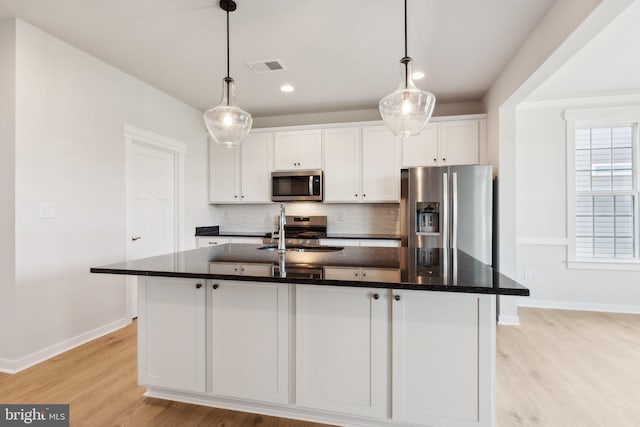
[379,0,435,137]
[204,0,252,147]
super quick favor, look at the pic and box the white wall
[515,100,640,312]
[479,0,636,322]
[0,19,16,364]
[214,203,400,236]
[4,19,212,368]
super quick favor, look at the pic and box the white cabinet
[196,237,231,247]
[402,118,484,167]
[319,238,401,248]
[209,133,273,203]
[209,262,273,276]
[138,277,206,393]
[196,236,264,247]
[324,126,400,203]
[274,130,322,171]
[324,266,401,282]
[362,126,401,202]
[391,290,494,426]
[211,280,289,404]
[296,285,388,418]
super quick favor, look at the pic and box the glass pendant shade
[204,77,253,147]
[379,57,436,137]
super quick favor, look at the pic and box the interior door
[127,140,177,318]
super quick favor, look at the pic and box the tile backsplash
[213,203,401,235]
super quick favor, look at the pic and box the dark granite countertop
[91,244,529,296]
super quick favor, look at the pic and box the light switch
[39,202,56,219]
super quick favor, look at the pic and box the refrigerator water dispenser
[416,202,439,233]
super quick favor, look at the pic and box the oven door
[272,170,323,202]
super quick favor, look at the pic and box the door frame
[124,124,186,320]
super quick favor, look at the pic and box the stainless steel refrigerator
[404,165,493,265]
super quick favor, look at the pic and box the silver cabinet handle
[131,236,141,241]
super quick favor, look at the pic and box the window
[566,107,640,267]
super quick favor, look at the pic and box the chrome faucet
[278,203,286,253]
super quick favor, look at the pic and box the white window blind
[574,126,637,259]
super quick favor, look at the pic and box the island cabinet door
[391,290,496,427]
[138,277,206,393]
[296,285,389,418]
[211,280,289,404]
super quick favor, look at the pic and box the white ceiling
[0,0,556,116]
[529,0,640,101]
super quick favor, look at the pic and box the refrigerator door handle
[442,172,449,249]
[452,172,458,249]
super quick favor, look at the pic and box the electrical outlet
[39,202,56,219]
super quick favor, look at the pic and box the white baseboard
[0,358,16,374]
[0,318,130,374]
[518,299,640,314]
[497,314,521,326]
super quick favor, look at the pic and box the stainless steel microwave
[271,170,323,202]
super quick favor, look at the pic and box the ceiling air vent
[247,59,287,73]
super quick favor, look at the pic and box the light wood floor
[1,308,638,426]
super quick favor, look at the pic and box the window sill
[568,258,640,271]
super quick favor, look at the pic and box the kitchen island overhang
[91,244,528,427]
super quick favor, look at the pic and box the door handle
[442,172,449,249]
[452,172,458,249]
[309,175,314,196]
[131,236,141,241]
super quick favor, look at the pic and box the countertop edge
[90,267,530,296]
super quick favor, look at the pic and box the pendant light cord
[226,8,230,79]
[404,0,408,58]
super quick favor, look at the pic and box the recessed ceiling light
[280,84,295,93]
[412,71,425,80]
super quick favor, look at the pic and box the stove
[266,215,327,246]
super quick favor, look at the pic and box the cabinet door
[438,120,479,165]
[211,281,289,404]
[210,142,240,203]
[196,237,231,247]
[208,262,240,275]
[296,285,388,418]
[362,127,400,202]
[295,129,322,170]
[138,277,206,393]
[360,239,401,248]
[239,262,274,276]
[392,290,482,425]
[401,124,439,167]
[361,268,400,282]
[323,128,361,202]
[241,133,273,203]
[323,266,362,281]
[273,132,299,170]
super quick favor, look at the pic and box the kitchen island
[91,244,528,427]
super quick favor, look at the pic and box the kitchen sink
[258,244,344,252]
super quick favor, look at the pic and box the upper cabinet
[324,126,400,203]
[209,132,273,204]
[274,130,322,171]
[402,117,485,167]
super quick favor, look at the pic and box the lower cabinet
[295,285,389,418]
[138,277,206,393]
[210,280,289,404]
[392,290,493,426]
[138,279,495,427]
